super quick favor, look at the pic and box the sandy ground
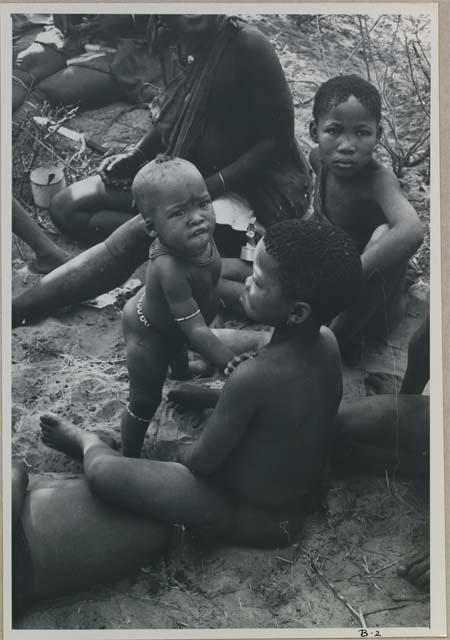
[11,252,430,630]
[10,13,431,631]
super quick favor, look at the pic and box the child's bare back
[211,326,342,509]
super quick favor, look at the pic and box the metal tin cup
[30,166,66,209]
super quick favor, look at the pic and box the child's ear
[376,124,383,140]
[286,302,311,327]
[143,218,157,239]
[309,121,319,144]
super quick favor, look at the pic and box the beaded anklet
[126,405,151,423]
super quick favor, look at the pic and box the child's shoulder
[365,159,400,189]
[319,326,341,361]
[151,252,188,281]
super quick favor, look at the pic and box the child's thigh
[125,329,171,399]
[108,458,235,533]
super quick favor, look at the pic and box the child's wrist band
[174,309,201,323]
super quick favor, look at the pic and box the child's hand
[224,351,257,377]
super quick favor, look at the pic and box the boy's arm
[156,258,235,370]
[179,362,258,474]
[363,169,424,276]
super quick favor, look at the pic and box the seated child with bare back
[309,75,423,363]
[121,156,235,457]
[40,219,362,549]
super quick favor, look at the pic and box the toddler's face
[241,240,291,326]
[145,167,215,257]
[310,96,380,177]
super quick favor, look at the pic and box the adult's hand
[98,150,144,186]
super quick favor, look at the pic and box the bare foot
[40,413,93,458]
[30,249,72,275]
[168,384,220,410]
[397,551,430,590]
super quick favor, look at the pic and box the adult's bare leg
[400,314,430,394]
[17,474,169,608]
[332,394,429,477]
[12,461,29,528]
[49,175,135,243]
[12,197,72,274]
[12,215,147,327]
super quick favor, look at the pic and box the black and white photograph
[2,3,445,637]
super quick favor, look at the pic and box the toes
[40,413,60,427]
[41,433,55,448]
[408,557,430,585]
[416,569,430,589]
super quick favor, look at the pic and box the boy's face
[140,166,215,257]
[310,96,381,177]
[240,240,291,326]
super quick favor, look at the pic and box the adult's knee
[49,188,75,232]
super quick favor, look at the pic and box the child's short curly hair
[313,74,382,124]
[264,219,363,324]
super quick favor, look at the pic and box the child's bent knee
[365,223,390,249]
[85,454,116,495]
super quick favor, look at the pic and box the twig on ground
[365,603,412,616]
[13,123,79,172]
[310,557,366,626]
[276,555,294,565]
[359,607,367,628]
[384,468,391,495]
[373,560,401,574]
[13,236,26,261]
